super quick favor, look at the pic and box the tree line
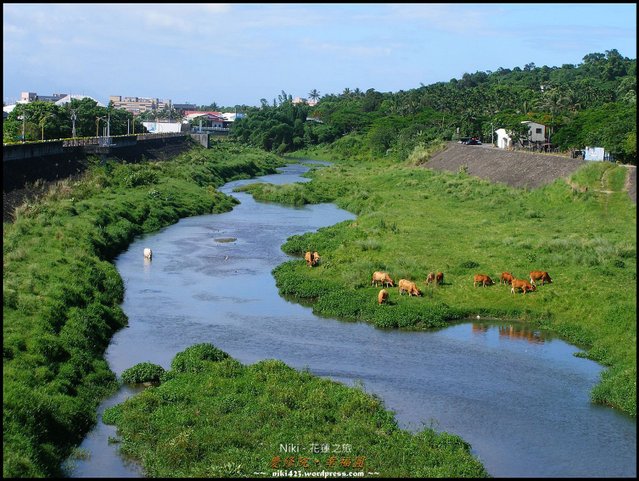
[230,49,636,164]
[3,97,150,143]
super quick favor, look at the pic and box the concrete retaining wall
[3,134,193,192]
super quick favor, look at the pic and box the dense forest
[231,49,637,164]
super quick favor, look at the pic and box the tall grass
[269,150,636,416]
[3,142,284,477]
[102,344,489,478]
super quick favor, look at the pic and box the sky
[3,3,637,108]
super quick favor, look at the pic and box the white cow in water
[143,248,153,260]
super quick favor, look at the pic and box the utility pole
[71,110,77,138]
[20,113,26,142]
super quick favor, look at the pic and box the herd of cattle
[373,269,552,304]
[146,247,552,307]
[304,251,552,305]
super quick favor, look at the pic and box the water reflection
[472,322,546,344]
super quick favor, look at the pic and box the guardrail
[5,132,187,148]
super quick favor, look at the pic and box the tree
[308,89,320,103]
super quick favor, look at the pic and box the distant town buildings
[21,92,67,103]
[109,95,171,115]
[3,90,245,134]
[181,111,245,132]
[292,96,318,107]
[3,91,104,116]
[172,103,197,113]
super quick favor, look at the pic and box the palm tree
[308,89,320,103]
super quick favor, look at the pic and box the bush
[170,344,230,374]
[121,362,166,384]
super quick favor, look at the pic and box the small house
[495,121,547,149]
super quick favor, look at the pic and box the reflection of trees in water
[471,323,546,344]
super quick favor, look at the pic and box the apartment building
[20,91,68,103]
[109,95,171,115]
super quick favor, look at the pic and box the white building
[522,121,546,143]
[55,94,105,107]
[495,121,547,149]
[142,121,183,134]
[584,146,605,161]
[495,128,512,149]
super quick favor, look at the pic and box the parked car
[465,138,482,145]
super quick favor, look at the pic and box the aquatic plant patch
[103,344,489,478]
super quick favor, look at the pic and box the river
[66,160,636,478]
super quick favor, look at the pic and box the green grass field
[2,142,284,477]
[101,344,489,478]
[244,146,636,417]
[3,139,634,478]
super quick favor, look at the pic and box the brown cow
[304,251,313,267]
[304,251,320,267]
[530,271,552,286]
[378,289,389,305]
[511,278,536,295]
[473,274,494,287]
[398,279,422,297]
[426,272,444,285]
[372,271,394,287]
[500,272,514,285]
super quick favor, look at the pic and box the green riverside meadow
[3,141,284,477]
[102,344,489,478]
[245,142,636,419]
[3,138,635,478]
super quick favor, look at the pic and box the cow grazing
[372,271,395,288]
[398,279,423,297]
[143,248,153,260]
[530,271,552,286]
[304,251,320,267]
[473,274,494,287]
[426,272,436,285]
[436,272,444,285]
[378,289,389,305]
[500,272,514,285]
[511,278,536,295]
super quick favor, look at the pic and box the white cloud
[302,39,392,58]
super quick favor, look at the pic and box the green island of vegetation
[101,344,489,478]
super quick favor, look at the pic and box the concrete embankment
[2,134,201,222]
[425,142,586,189]
[425,142,636,204]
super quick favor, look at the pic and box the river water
[67,161,636,478]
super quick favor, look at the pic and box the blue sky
[3,3,637,107]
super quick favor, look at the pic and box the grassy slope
[102,344,489,478]
[246,147,636,417]
[2,142,284,477]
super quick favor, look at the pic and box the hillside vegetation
[231,49,636,164]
